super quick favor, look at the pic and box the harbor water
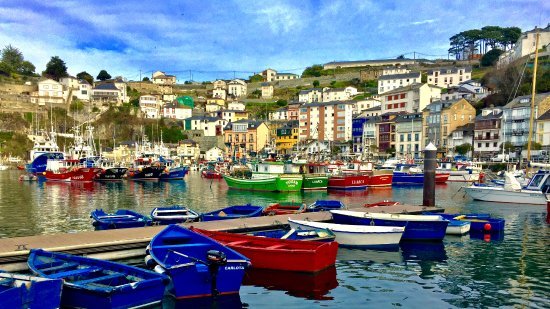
[0,170,548,308]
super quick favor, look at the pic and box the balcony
[512,129,525,136]
[474,135,500,140]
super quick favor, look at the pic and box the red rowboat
[192,228,338,273]
[328,174,369,190]
[435,172,450,183]
[263,202,306,215]
[364,201,401,207]
[43,167,102,182]
[201,170,222,179]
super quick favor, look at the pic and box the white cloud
[410,19,438,25]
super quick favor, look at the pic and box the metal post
[423,142,437,206]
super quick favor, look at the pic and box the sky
[0,0,548,82]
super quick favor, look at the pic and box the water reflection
[166,293,245,309]
[242,266,338,300]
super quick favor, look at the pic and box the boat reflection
[400,241,447,262]
[337,247,402,264]
[45,181,96,192]
[327,189,370,197]
[469,229,504,242]
[243,266,338,300]
[168,293,244,308]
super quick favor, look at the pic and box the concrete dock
[0,204,442,271]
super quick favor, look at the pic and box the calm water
[0,170,548,308]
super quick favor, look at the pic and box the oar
[168,249,207,265]
[453,215,466,220]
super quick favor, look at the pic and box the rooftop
[504,93,550,109]
[378,72,421,81]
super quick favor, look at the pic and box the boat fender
[145,244,151,255]
[144,255,157,268]
[92,221,99,227]
[483,223,492,232]
[153,265,166,274]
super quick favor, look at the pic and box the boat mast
[526,29,540,169]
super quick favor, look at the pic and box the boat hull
[464,186,546,205]
[327,174,369,190]
[392,172,449,185]
[160,166,189,180]
[434,213,505,232]
[127,166,164,181]
[95,167,128,181]
[194,229,338,273]
[44,167,102,182]
[302,174,328,190]
[368,173,393,187]
[91,209,151,230]
[202,170,223,179]
[201,205,264,221]
[446,221,471,235]
[0,272,62,309]
[223,175,302,192]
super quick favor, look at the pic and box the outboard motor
[206,250,227,297]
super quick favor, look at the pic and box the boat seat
[73,273,126,285]
[155,243,211,250]
[49,266,101,279]
[265,244,286,249]
[226,240,249,246]
[39,262,79,273]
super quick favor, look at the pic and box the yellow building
[224,120,269,158]
[176,139,201,163]
[275,120,299,154]
[207,98,225,106]
[422,98,476,156]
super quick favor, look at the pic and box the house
[206,98,225,106]
[176,139,200,163]
[378,72,421,94]
[498,25,550,68]
[324,58,416,70]
[227,101,245,111]
[152,71,176,85]
[394,113,423,159]
[302,140,330,156]
[261,83,274,99]
[205,102,222,112]
[360,66,411,80]
[536,109,550,148]
[74,79,91,102]
[442,80,489,101]
[502,93,550,147]
[261,69,277,82]
[322,87,357,102]
[162,100,193,120]
[274,73,299,81]
[213,109,249,123]
[359,105,382,117]
[287,102,301,120]
[298,100,354,142]
[139,95,162,119]
[354,98,381,114]
[473,106,502,160]
[270,106,288,121]
[352,116,378,156]
[213,80,227,89]
[298,88,323,103]
[274,120,299,154]
[30,78,68,105]
[91,83,122,105]
[224,120,269,158]
[376,113,401,153]
[184,116,227,137]
[426,67,472,88]
[380,83,441,114]
[205,146,225,161]
[422,98,476,156]
[212,87,227,100]
[449,123,475,158]
[227,79,247,98]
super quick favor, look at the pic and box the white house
[354,98,381,114]
[30,79,68,105]
[162,101,193,119]
[274,73,299,81]
[60,77,91,102]
[261,83,273,99]
[378,72,421,94]
[227,79,247,98]
[261,69,277,82]
[426,67,472,88]
[205,102,223,112]
[303,140,330,155]
[139,95,161,119]
[322,86,357,102]
[213,80,227,89]
[152,71,176,85]
[298,88,323,103]
[498,25,550,68]
[227,101,245,111]
[381,66,411,76]
[270,107,288,120]
[212,88,226,100]
[176,139,200,163]
[205,146,225,161]
[59,76,79,90]
[380,83,441,114]
[185,116,227,137]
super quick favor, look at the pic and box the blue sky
[0,0,548,81]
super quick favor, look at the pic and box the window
[407,133,411,141]
[415,133,419,141]
[494,142,497,147]
[387,96,392,101]
[400,93,405,99]
[400,134,404,141]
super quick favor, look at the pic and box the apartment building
[449,123,474,157]
[394,113,423,159]
[227,79,247,98]
[380,83,441,114]
[139,95,162,119]
[224,120,269,158]
[426,67,472,88]
[473,106,503,159]
[298,101,354,142]
[502,93,550,147]
[352,115,378,155]
[376,113,401,153]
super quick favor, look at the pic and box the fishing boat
[251,161,328,190]
[91,209,151,230]
[262,201,306,215]
[42,158,102,182]
[392,164,449,185]
[95,167,128,181]
[160,162,189,181]
[28,249,167,309]
[288,218,404,247]
[200,204,263,222]
[243,227,336,242]
[192,228,338,273]
[150,206,200,224]
[327,173,370,190]
[146,225,250,299]
[330,210,449,241]
[126,164,165,181]
[306,200,345,212]
[223,174,303,192]
[464,171,548,205]
[0,271,62,309]
[340,161,393,187]
[437,162,481,182]
[425,213,505,232]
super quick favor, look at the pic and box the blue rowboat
[200,204,263,222]
[330,210,449,241]
[160,166,189,180]
[146,225,250,299]
[424,213,505,232]
[243,227,336,242]
[151,206,200,224]
[0,271,62,309]
[28,249,168,309]
[91,209,151,230]
[306,200,345,212]
[446,220,471,235]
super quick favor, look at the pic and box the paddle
[453,215,466,220]
[167,249,207,265]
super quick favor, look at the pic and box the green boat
[302,174,329,190]
[249,161,328,191]
[223,174,303,192]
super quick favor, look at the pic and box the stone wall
[247,72,361,93]
[184,130,225,152]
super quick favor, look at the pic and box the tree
[0,45,23,73]
[96,70,111,81]
[76,71,94,85]
[454,143,472,155]
[480,49,504,67]
[396,55,405,59]
[19,60,35,75]
[524,141,542,151]
[142,77,150,82]
[312,80,320,87]
[301,65,325,78]
[43,56,68,80]
[249,74,263,82]
[276,99,287,107]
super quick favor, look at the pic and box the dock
[0,204,442,271]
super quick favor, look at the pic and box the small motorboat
[91,209,151,230]
[146,225,250,299]
[262,201,306,216]
[243,226,336,242]
[200,204,263,222]
[288,218,404,247]
[306,200,345,212]
[202,170,223,179]
[28,249,168,309]
[150,206,200,224]
[0,271,62,309]
[364,201,401,208]
[425,213,505,233]
[193,228,338,273]
[330,210,449,241]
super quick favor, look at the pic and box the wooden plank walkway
[0,205,442,269]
